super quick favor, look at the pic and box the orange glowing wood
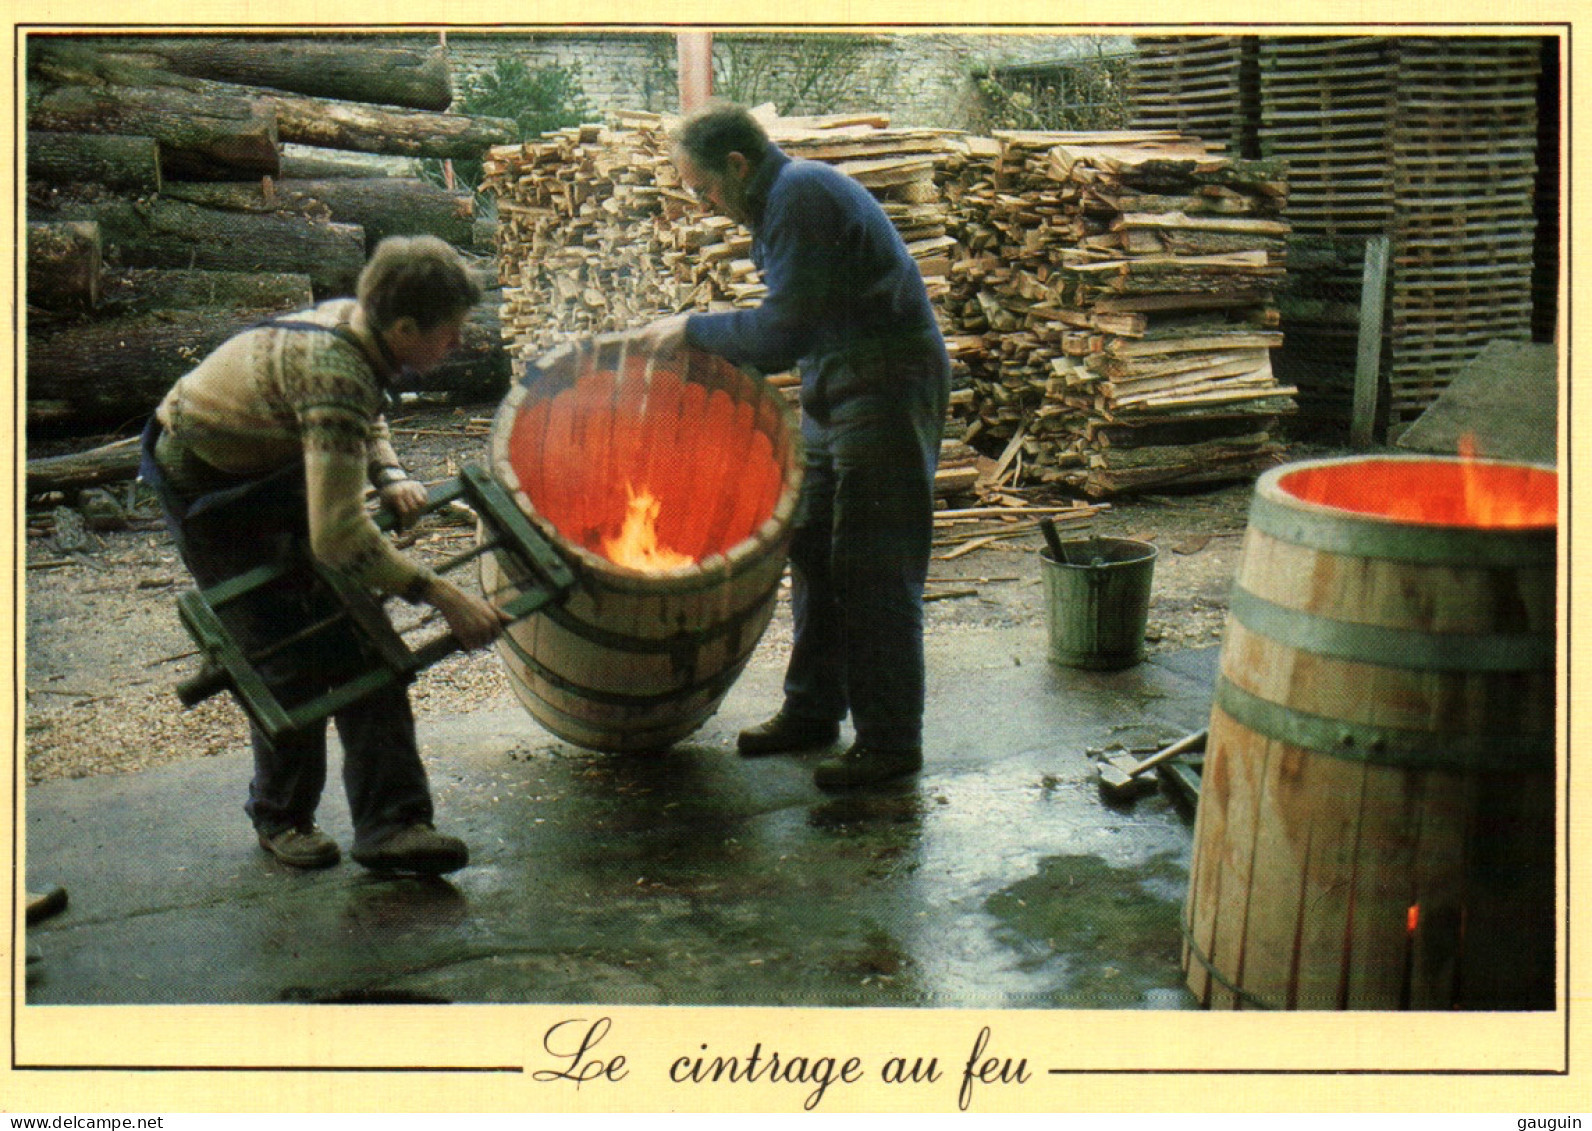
[1279,459,1555,529]
[506,356,786,569]
[607,365,648,541]
[586,372,618,549]
[700,399,758,555]
[542,391,578,538]
[631,366,682,521]
[572,368,618,548]
[722,427,776,551]
[657,379,709,554]
[509,397,551,517]
[685,388,738,559]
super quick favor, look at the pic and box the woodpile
[943,131,1295,496]
[1256,35,1543,430]
[1131,34,1547,435]
[25,34,516,431]
[485,111,1292,500]
[482,107,967,365]
[1380,38,1542,426]
[1128,35,1256,155]
[483,117,672,360]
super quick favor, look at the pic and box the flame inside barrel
[504,352,786,570]
[1277,454,1556,529]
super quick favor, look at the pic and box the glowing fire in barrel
[504,350,787,572]
[483,337,802,752]
[1276,435,1556,529]
[603,485,695,571]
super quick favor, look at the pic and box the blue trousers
[782,346,950,749]
[141,420,433,850]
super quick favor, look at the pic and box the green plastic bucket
[1042,537,1158,670]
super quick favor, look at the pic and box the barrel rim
[1256,453,1558,536]
[488,337,803,593]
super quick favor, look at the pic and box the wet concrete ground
[24,624,1216,1009]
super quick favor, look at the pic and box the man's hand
[379,478,429,531]
[425,578,512,651]
[635,313,690,357]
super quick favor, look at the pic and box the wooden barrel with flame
[1183,454,1558,1010]
[480,336,802,752]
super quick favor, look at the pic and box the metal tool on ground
[1097,728,1208,802]
[173,464,576,744]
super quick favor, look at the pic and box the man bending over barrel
[639,102,951,789]
[141,235,509,873]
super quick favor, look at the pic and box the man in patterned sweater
[143,236,508,874]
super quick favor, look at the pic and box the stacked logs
[944,131,1295,496]
[485,116,676,361]
[484,109,968,365]
[25,34,516,431]
[485,114,1292,498]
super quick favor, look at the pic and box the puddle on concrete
[985,851,1195,1009]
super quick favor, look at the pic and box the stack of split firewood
[482,108,968,364]
[772,119,965,302]
[944,131,1296,496]
[486,116,1293,499]
[484,116,677,360]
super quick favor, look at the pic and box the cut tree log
[82,34,453,111]
[29,38,511,163]
[38,197,366,297]
[27,131,163,194]
[25,436,142,495]
[278,149,395,179]
[266,91,514,160]
[26,75,279,181]
[164,177,476,250]
[96,267,314,316]
[27,221,102,310]
[27,303,316,427]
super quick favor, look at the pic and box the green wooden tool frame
[174,464,574,744]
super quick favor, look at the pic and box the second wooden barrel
[481,336,802,752]
[1183,454,1558,1010]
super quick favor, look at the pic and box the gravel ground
[23,404,1264,786]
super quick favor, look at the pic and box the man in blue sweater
[640,102,951,789]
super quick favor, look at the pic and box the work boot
[352,823,470,876]
[258,824,341,869]
[737,711,841,756]
[813,743,923,790]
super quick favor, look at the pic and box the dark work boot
[813,743,923,790]
[737,712,841,757]
[352,823,469,875]
[257,824,341,870]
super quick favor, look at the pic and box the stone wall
[428,30,1123,130]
